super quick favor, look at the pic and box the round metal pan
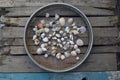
[24,3,93,72]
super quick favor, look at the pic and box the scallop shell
[42,37,49,42]
[61,55,65,60]
[59,17,65,26]
[36,48,42,54]
[76,39,84,46]
[68,18,73,24]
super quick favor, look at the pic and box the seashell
[70,34,73,40]
[63,33,66,36]
[57,39,61,43]
[56,34,61,38]
[42,37,49,42]
[54,27,61,31]
[48,41,51,45]
[53,42,57,46]
[56,53,61,59]
[52,46,57,50]
[41,33,45,38]
[59,17,65,26]
[64,36,68,39]
[40,20,45,24]
[71,51,77,56]
[62,41,66,45]
[45,24,49,27]
[58,44,63,48]
[65,26,70,33]
[33,27,37,31]
[41,44,45,48]
[49,21,53,27]
[70,45,74,48]
[59,30,63,34]
[76,39,84,46]
[75,48,81,54]
[45,13,50,18]
[52,37,57,40]
[33,35,37,40]
[55,14,60,20]
[51,49,57,56]
[38,23,43,29]
[76,56,80,60]
[73,26,77,29]
[34,39,40,45]
[74,44,78,49]
[61,55,65,60]
[52,32,56,36]
[42,47,47,51]
[70,30,79,35]
[69,40,74,45]
[72,22,76,26]
[63,44,69,50]
[64,52,70,58]
[68,18,73,24]
[61,38,64,41]
[44,28,50,33]
[44,54,48,58]
[36,48,42,54]
[79,26,86,33]
[56,21,60,25]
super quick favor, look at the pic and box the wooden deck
[0,0,119,72]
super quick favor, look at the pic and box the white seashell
[34,39,40,45]
[56,53,61,59]
[70,34,73,40]
[73,26,77,29]
[53,42,57,45]
[55,14,60,20]
[49,22,53,27]
[65,26,70,33]
[69,40,74,45]
[74,44,78,49]
[80,26,86,33]
[71,51,77,56]
[77,28,80,31]
[56,21,60,25]
[57,39,61,43]
[42,47,47,51]
[63,44,69,50]
[33,27,37,31]
[61,38,64,41]
[54,27,61,31]
[59,30,63,34]
[64,52,70,58]
[52,37,57,40]
[59,17,65,26]
[33,35,37,40]
[44,28,50,33]
[40,20,45,24]
[52,32,56,36]
[76,56,80,60]
[41,44,45,48]
[62,41,66,45]
[42,37,48,42]
[52,46,56,50]
[61,55,65,60]
[72,22,76,26]
[56,34,61,38]
[41,33,45,38]
[36,48,42,54]
[75,48,81,54]
[44,54,48,58]
[68,18,73,24]
[45,13,50,18]
[58,44,63,48]
[48,41,51,45]
[63,33,66,36]
[70,45,74,48]
[76,39,84,46]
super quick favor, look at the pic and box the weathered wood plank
[0,54,117,72]
[0,37,118,46]
[0,0,116,8]
[1,16,118,26]
[0,46,118,55]
[1,27,118,38]
[4,6,114,17]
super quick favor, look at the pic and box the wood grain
[0,54,117,72]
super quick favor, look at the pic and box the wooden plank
[1,16,118,26]
[0,46,118,55]
[4,6,114,17]
[1,27,118,38]
[0,54,117,72]
[0,37,118,46]
[0,0,116,8]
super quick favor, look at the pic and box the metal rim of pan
[24,2,93,72]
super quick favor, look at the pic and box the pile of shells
[32,13,86,60]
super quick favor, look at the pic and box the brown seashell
[51,49,57,55]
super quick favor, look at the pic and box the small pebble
[70,29,79,35]
[38,23,43,28]
[61,38,64,41]
[61,55,65,60]
[33,27,37,31]
[59,17,65,26]
[56,34,61,38]
[57,39,61,43]
[43,37,49,42]
[59,30,63,34]
[41,33,45,38]
[64,52,70,58]
[76,39,84,46]
[56,53,61,59]
[45,24,49,27]
[68,18,73,24]
[74,44,78,49]
[51,49,57,56]
[62,41,66,45]
[40,20,45,24]
[76,56,80,60]
[45,13,50,18]
[75,48,81,54]
[72,22,76,26]
[69,40,74,45]
[65,26,70,33]
[71,51,77,56]
[55,14,60,20]
[33,35,37,40]
[70,34,73,40]
[44,54,48,58]
[80,26,86,33]
[44,28,50,33]
[36,48,42,54]
[34,39,40,45]
[41,47,47,51]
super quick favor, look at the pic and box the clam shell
[59,17,65,26]
[36,48,42,54]
[76,39,84,46]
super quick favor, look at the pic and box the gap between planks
[0,53,117,72]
